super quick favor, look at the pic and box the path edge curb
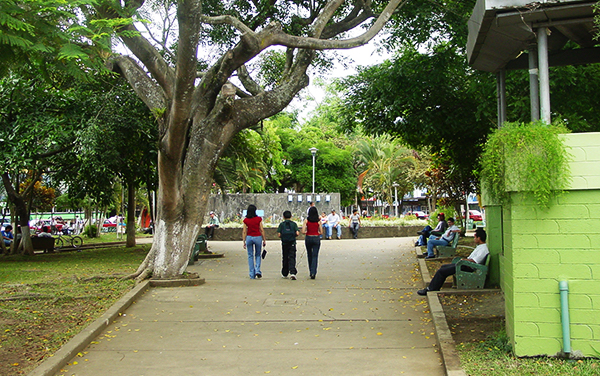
[27,280,151,376]
[416,246,467,376]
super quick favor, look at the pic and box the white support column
[528,46,540,122]
[496,69,507,127]
[537,27,551,124]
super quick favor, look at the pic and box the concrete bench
[31,237,56,253]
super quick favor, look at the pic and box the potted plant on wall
[480,121,572,208]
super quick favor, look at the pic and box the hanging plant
[480,121,572,208]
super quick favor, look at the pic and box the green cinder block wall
[484,132,600,357]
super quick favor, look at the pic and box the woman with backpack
[277,210,299,280]
[302,206,323,279]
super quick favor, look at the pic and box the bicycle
[55,233,84,250]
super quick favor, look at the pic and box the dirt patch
[439,291,505,345]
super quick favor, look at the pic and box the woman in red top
[242,204,266,279]
[302,206,323,279]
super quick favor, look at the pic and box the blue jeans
[305,235,321,277]
[416,225,433,246]
[246,236,263,278]
[426,236,449,257]
[350,223,359,238]
[326,223,341,238]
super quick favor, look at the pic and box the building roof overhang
[467,0,599,72]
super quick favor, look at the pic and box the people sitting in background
[423,218,460,259]
[348,209,361,239]
[38,226,53,238]
[418,229,489,295]
[415,213,448,246]
[204,211,220,239]
[2,225,14,246]
[320,212,328,238]
[326,210,342,239]
[143,221,154,234]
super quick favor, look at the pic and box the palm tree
[355,136,420,212]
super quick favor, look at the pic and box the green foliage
[479,328,512,354]
[458,330,600,375]
[0,0,122,80]
[84,224,98,238]
[354,136,419,206]
[428,206,454,227]
[480,121,572,208]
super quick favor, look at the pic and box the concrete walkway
[50,238,444,376]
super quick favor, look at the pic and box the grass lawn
[0,243,150,376]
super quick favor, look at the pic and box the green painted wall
[483,205,502,287]
[484,132,600,357]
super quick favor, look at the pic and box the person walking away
[349,209,361,239]
[242,205,266,279]
[277,210,299,280]
[302,206,323,279]
[418,229,489,295]
[204,211,220,239]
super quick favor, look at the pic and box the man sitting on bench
[423,217,460,259]
[418,228,489,295]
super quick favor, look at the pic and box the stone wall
[206,193,341,224]
[209,226,421,241]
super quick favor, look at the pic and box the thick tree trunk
[130,136,219,280]
[126,182,136,247]
[19,226,33,255]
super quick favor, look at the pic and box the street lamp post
[309,147,318,194]
[393,182,399,217]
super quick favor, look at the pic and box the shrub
[84,224,98,238]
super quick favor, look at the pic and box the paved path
[54,238,444,376]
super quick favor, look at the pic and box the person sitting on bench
[415,212,448,246]
[418,228,489,295]
[423,217,460,258]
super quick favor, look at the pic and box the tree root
[73,274,126,283]
[0,293,49,302]
[121,244,156,281]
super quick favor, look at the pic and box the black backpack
[280,221,297,243]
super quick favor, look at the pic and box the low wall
[210,226,421,241]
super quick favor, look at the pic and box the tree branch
[267,0,407,50]
[94,3,174,97]
[200,15,256,36]
[236,65,264,96]
[108,55,167,110]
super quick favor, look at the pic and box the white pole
[309,147,318,194]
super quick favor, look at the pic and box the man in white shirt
[326,210,342,239]
[418,228,489,295]
[424,217,460,258]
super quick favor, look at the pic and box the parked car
[413,211,429,220]
[469,210,483,221]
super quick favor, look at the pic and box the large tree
[94,0,406,280]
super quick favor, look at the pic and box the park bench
[435,234,459,258]
[452,255,489,289]
[189,234,208,265]
[31,237,55,253]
